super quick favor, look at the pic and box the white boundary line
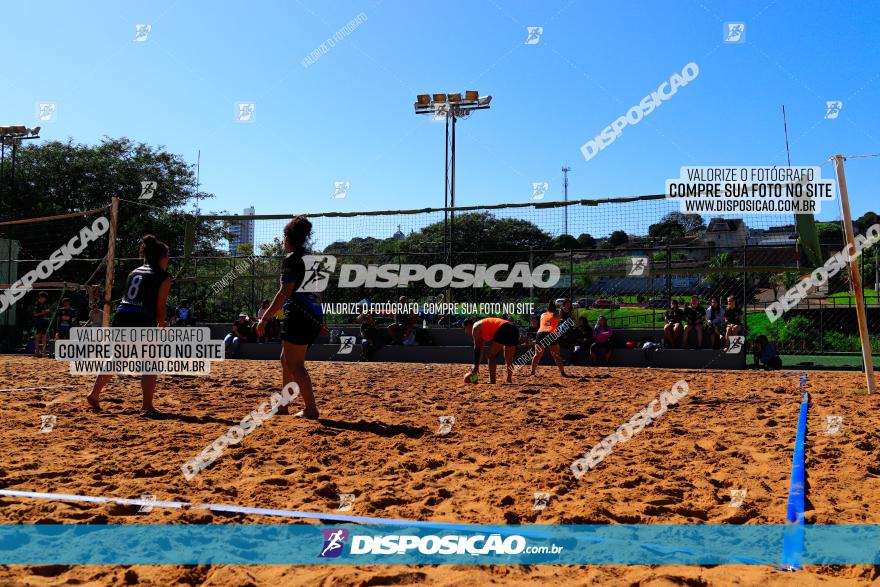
[0,488,496,529]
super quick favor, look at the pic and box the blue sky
[3,0,879,226]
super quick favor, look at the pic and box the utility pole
[832,155,875,393]
[562,165,571,235]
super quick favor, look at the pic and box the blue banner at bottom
[0,524,878,565]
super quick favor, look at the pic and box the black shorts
[535,331,558,346]
[33,322,49,335]
[112,312,156,328]
[491,322,519,347]
[280,309,323,346]
[57,325,71,340]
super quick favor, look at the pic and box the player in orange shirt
[463,316,518,383]
[529,301,568,377]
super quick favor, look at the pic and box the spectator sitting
[176,299,195,326]
[752,335,782,370]
[706,297,725,349]
[683,294,706,349]
[224,313,251,358]
[357,313,385,361]
[724,295,743,351]
[571,316,595,365]
[590,315,614,365]
[664,299,685,348]
[388,296,416,344]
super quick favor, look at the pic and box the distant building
[228,206,255,255]
[747,224,797,246]
[702,217,748,248]
[392,225,405,240]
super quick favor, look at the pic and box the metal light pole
[415,91,492,262]
[562,165,571,235]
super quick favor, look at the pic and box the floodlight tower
[414,91,492,259]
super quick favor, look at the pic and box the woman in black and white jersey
[255,216,325,418]
[86,235,172,416]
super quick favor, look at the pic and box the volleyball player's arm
[155,278,172,327]
[471,324,483,370]
[258,282,296,337]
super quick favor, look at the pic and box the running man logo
[337,493,356,512]
[137,493,156,513]
[134,24,152,42]
[39,415,57,433]
[37,102,57,123]
[140,180,157,200]
[727,336,744,354]
[824,414,844,435]
[332,181,350,199]
[825,101,843,120]
[531,182,549,200]
[299,255,337,292]
[319,528,349,558]
[337,335,356,355]
[724,22,745,43]
[729,489,746,508]
[524,26,543,45]
[437,415,455,435]
[628,256,649,277]
[432,103,451,122]
[532,492,551,511]
[235,102,256,123]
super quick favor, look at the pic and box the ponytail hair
[140,234,169,267]
[283,215,312,253]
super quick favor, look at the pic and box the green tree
[816,221,844,245]
[4,137,223,259]
[855,211,879,233]
[577,233,596,248]
[552,234,579,250]
[648,219,685,240]
[324,212,553,255]
[659,211,705,234]
[607,230,629,248]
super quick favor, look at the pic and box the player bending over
[463,317,518,384]
[529,301,568,377]
[87,235,172,416]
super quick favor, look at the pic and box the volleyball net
[0,206,111,347]
[0,191,875,359]
[178,195,873,356]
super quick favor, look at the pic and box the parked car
[592,299,620,309]
[577,298,593,309]
[645,298,667,308]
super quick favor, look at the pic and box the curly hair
[283,215,312,252]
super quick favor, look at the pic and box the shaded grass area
[779,354,878,370]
